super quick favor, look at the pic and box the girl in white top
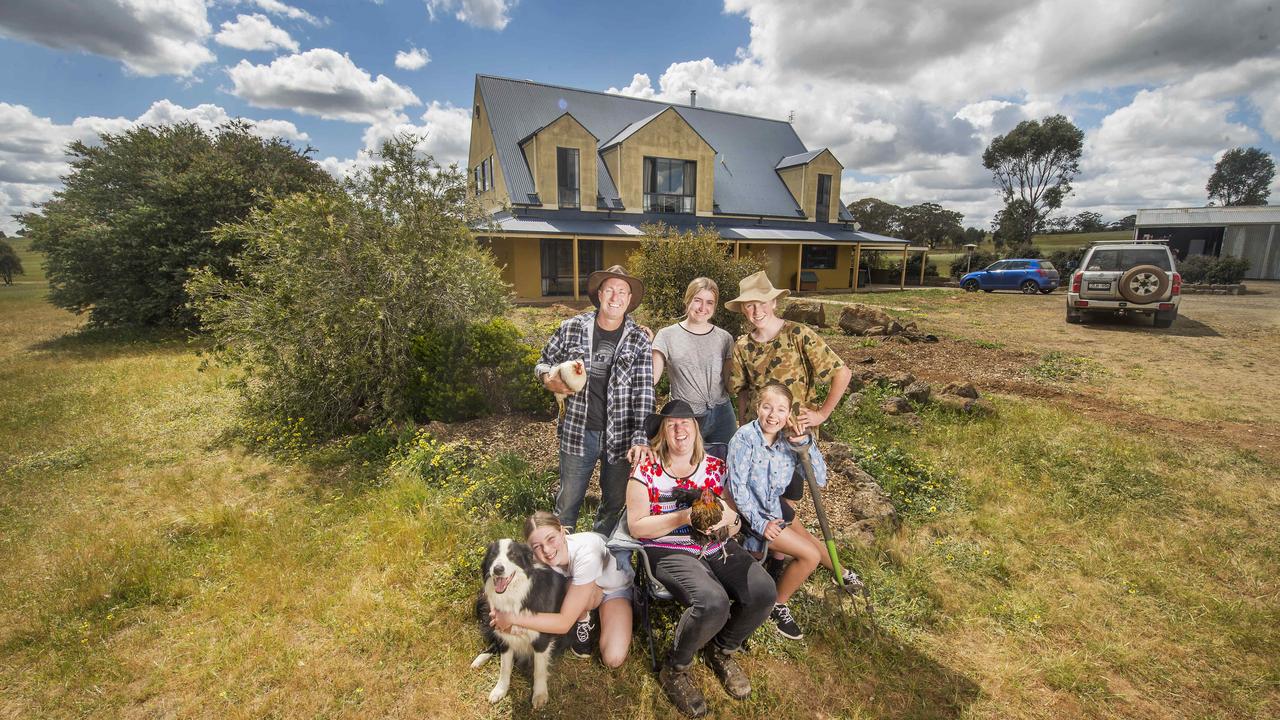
[489,512,633,667]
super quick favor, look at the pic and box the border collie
[471,539,568,709]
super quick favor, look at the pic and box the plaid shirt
[535,311,654,462]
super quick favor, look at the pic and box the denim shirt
[726,419,827,552]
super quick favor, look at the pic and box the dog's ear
[481,541,501,578]
[509,541,536,568]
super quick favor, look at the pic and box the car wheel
[962,279,979,292]
[1118,264,1170,304]
[1039,287,1055,295]
[1153,308,1177,328]
[1066,305,1082,324]
[1020,280,1039,294]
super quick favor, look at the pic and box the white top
[553,531,633,595]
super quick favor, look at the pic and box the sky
[1,0,1278,235]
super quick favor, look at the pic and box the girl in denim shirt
[727,381,862,640]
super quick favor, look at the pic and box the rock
[844,391,865,408]
[887,320,905,335]
[937,395,976,413]
[848,483,899,528]
[904,380,932,404]
[880,396,912,415]
[941,381,979,399]
[886,371,916,389]
[888,412,923,430]
[838,304,896,336]
[904,321,918,332]
[782,300,827,327]
[864,325,886,336]
[856,356,876,364]
[923,334,939,343]
[846,520,880,547]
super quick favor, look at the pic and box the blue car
[961,258,1060,294]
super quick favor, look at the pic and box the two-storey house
[467,75,912,301]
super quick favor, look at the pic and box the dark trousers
[650,540,777,668]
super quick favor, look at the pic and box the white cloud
[250,0,323,27]
[320,101,473,181]
[227,49,422,123]
[602,0,1280,227]
[0,101,311,234]
[215,13,298,53]
[0,0,214,76]
[395,47,431,70]
[425,0,516,30]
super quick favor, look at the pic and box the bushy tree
[982,115,1084,245]
[189,135,510,437]
[0,238,23,285]
[896,202,964,247]
[1114,214,1137,231]
[1047,247,1087,273]
[20,121,332,327]
[1207,147,1274,206]
[991,198,1041,248]
[627,223,764,337]
[1072,211,1106,233]
[962,227,986,246]
[847,197,901,235]
[949,250,1000,279]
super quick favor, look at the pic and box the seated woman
[727,381,864,641]
[489,512,633,667]
[627,399,775,718]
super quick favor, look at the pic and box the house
[466,75,914,301]
[1134,206,1280,280]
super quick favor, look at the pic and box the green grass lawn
[3,245,1278,718]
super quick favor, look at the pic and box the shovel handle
[787,436,846,584]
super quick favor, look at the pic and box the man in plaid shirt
[536,265,655,535]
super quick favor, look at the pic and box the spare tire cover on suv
[1118,264,1169,304]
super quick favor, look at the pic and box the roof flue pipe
[690,90,697,108]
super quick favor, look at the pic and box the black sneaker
[770,603,803,640]
[841,568,867,595]
[569,618,594,658]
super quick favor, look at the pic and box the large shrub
[410,318,553,422]
[1177,255,1212,283]
[1205,256,1250,284]
[627,223,764,336]
[1047,247,1087,273]
[189,136,510,437]
[1005,243,1043,259]
[21,122,331,327]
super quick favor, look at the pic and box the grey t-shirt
[653,322,733,414]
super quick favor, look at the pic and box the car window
[1039,261,1056,271]
[1085,248,1172,271]
[1006,261,1029,269]
[985,261,1006,271]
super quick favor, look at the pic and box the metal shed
[1135,206,1280,280]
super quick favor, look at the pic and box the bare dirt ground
[817,283,1280,464]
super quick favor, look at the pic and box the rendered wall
[467,83,509,212]
[612,108,717,216]
[525,113,599,211]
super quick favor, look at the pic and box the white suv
[1066,242,1181,328]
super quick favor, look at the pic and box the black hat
[644,399,704,440]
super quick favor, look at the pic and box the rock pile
[837,304,937,342]
[819,440,900,545]
[781,300,827,327]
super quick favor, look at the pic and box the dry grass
[2,242,1278,718]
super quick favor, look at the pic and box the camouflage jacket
[728,321,846,419]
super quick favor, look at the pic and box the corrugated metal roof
[481,209,909,245]
[1136,206,1280,226]
[477,75,809,217]
[775,149,824,169]
[598,109,665,150]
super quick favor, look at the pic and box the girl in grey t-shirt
[652,277,737,444]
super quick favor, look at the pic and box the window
[474,156,494,194]
[815,174,832,222]
[556,147,580,209]
[540,238,602,296]
[1085,248,1172,271]
[802,245,838,269]
[643,156,696,213]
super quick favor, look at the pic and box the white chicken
[550,359,587,416]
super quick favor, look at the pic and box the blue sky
[1,0,1277,234]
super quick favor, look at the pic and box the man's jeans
[557,429,630,535]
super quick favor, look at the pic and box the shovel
[788,434,873,612]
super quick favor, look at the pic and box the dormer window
[643,156,696,214]
[815,173,832,222]
[556,147,579,209]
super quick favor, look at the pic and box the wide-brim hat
[644,399,704,440]
[724,270,789,312]
[586,264,644,314]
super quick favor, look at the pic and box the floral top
[726,419,827,552]
[629,454,727,555]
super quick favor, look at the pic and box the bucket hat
[586,264,645,314]
[724,270,789,312]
